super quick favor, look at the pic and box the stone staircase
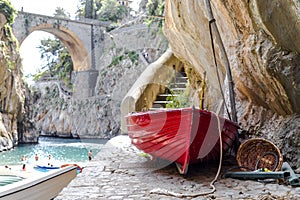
[150,71,188,110]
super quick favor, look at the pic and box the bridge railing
[16,11,112,27]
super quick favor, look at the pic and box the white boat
[0,165,77,200]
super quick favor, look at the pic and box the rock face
[163,0,299,169]
[0,13,38,151]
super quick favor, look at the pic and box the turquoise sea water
[0,136,107,166]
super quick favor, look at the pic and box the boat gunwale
[0,166,77,198]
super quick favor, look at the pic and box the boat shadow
[120,153,238,180]
[118,155,240,195]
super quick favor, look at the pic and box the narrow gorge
[0,0,299,171]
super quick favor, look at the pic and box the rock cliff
[0,11,37,151]
[163,0,299,169]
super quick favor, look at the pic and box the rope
[150,112,223,198]
[208,19,232,121]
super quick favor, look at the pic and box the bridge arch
[12,11,108,98]
[21,24,90,72]
[12,11,108,72]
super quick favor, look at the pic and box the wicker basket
[236,138,283,171]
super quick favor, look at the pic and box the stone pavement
[56,136,300,200]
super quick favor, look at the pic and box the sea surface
[0,136,107,166]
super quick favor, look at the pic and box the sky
[10,0,80,18]
[9,0,141,85]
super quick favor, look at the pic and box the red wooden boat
[125,107,239,174]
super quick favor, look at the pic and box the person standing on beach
[88,150,92,161]
[22,164,26,171]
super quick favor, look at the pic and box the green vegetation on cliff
[0,0,18,70]
[0,0,17,24]
[109,50,138,67]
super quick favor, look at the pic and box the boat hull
[126,107,238,174]
[0,166,77,200]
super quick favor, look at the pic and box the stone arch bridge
[12,11,109,98]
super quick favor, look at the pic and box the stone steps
[150,71,188,110]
